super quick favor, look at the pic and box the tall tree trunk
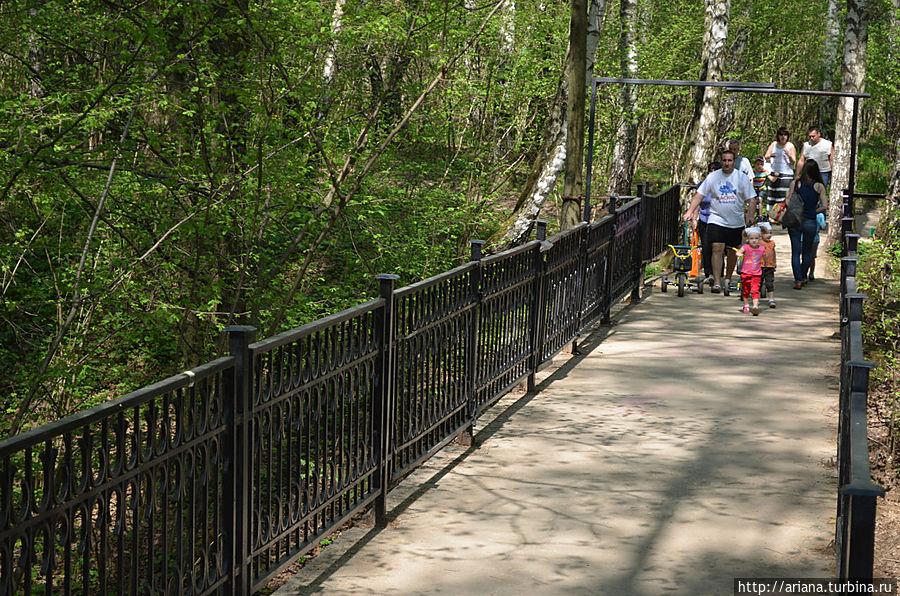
[717,5,748,140]
[560,0,588,228]
[500,0,515,56]
[318,0,347,119]
[888,136,900,202]
[607,0,639,196]
[27,3,43,100]
[682,0,730,185]
[883,0,899,206]
[819,0,842,136]
[488,0,605,249]
[826,0,868,244]
[586,0,609,79]
[488,80,568,250]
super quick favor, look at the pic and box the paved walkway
[275,226,839,596]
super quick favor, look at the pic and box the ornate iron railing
[0,186,683,594]
[835,194,884,581]
[0,358,235,595]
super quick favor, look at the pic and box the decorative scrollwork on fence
[246,304,381,590]
[0,359,232,595]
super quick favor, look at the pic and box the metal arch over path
[583,77,871,222]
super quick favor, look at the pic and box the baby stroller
[661,223,704,297]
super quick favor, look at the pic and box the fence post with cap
[528,222,549,392]
[373,274,398,526]
[464,241,485,442]
[224,325,256,595]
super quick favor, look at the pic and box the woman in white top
[763,126,797,207]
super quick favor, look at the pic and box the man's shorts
[706,223,744,249]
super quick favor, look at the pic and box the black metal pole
[584,79,598,223]
[527,223,548,392]
[848,97,860,225]
[465,240,484,441]
[225,325,257,595]
[373,274,398,527]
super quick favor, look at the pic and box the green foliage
[858,209,900,466]
[0,0,897,440]
[857,137,894,195]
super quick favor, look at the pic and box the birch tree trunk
[586,0,609,81]
[560,0,588,229]
[885,0,900,134]
[607,0,639,196]
[500,0,515,56]
[488,0,606,249]
[318,0,347,118]
[27,4,43,99]
[682,0,730,185]
[884,0,900,206]
[818,0,842,135]
[826,0,868,244]
[717,5,748,140]
[888,136,900,201]
[488,82,568,249]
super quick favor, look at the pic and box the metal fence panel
[0,358,234,595]
[1,184,730,595]
[582,216,614,324]
[609,199,642,304]
[392,264,477,481]
[538,225,586,365]
[245,302,382,590]
[475,243,539,414]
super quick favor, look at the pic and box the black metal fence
[835,194,884,580]
[0,185,682,595]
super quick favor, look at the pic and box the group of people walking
[682,125,833,313]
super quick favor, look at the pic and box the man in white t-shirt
[797,125,834,185]
[683,150,757,293]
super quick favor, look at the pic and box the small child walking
[759,221,777,308]
[752,156,770,220]
[736,227,766,315]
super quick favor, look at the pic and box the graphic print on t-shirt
[716,181,738,204]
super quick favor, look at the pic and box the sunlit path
[274,226,837,596]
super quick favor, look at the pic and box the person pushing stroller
[683,150,758,293]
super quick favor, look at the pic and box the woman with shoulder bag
[783,159,828,289]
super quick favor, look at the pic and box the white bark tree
[826,0,868,244]
[818,0,842,134]
[318,0,347,118]
[888,136,900,201]
[885,0,900,204]
[500,0,515,56]
[607,0,639,196]
[488,0,607,248]
[682,0,730,185]
[27,4,43,99]
[586,0,609,81]
[716,4,748,140]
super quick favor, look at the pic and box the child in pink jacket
[736,227,766,315]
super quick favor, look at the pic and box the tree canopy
[1,0,897,435]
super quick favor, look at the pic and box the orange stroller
[661,223,704,297]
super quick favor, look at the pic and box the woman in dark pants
[784,159,828,289]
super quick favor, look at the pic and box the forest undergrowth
[853,203,900,578]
